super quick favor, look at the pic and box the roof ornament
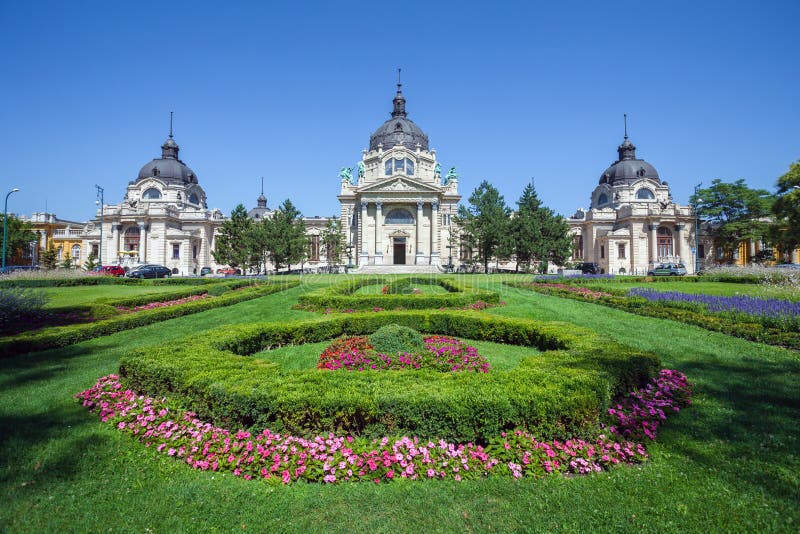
[391,68,407,118]
[169,111,174,139]
[257,176,267,208]
[623,113,628,140]
[617,113,636,161]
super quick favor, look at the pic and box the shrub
[368,324,425,354]
[0,287,49,329]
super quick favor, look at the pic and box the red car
[92,265,126,277]
[216,267,242,275]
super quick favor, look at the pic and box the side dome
[368,78,429,152]
[599,136,660,186]
[136,136,199,185]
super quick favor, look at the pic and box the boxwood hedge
[0,281,298,357]
[119,311,659,443]
[297,276,499,310]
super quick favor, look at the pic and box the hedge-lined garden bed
[0,275,252,289]
[118,311,660,443]
[0,281,298,357]
[508,281,800,350]
[296,276,500,311]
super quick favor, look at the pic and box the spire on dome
[161,111,179,159]
[257,176,267,208]
[617,113,636,161]
[391,68,407,118]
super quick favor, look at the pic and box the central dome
[369,79,429,152]
[136,136,198,185]
[598,136,660,186]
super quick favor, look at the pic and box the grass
[576,280,800,300]
[1,275,798,532]
[354,282,451,295]
[40,284,200,307]
[253,338,539,371]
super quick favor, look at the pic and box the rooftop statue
[339,166,354,184]
[434,162,441,177]
[357,161,365,180]
[444,166,458,185]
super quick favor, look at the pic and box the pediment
[359,177,441,194]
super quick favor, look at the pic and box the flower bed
[527,282,613,299]
[116,293,210,312]
[317,335,490,373]
[75,369,690,484]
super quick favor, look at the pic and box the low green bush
[118,311,659,443]
[0,281,298,356]
[298,276,499,310]
[368,324,425,354]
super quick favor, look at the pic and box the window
[698,244,705,258]
[142,188,162,200]
[92,244,99,256]
[597,193,609,207]
[309,235,320,262]
[405,158,415,175]
[657,227,673,258]
[618,243,626,259]
[573,235,583,259]
[385,208,414,224]
[172,243,180,259]
[124,226,140,252]
[57,247,63,260]
[600,245,605,259]
[636,188,655,200]
[459,236,473,261]
[394,158,405,173]
[189,193,199,204]
[193,245,198,259]
[72,244,81,261]
[385,160,392,176]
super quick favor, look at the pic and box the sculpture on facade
[444,166,458,185]
[339,166,354,184]
[357,161,365,181]
[434,162,441,180]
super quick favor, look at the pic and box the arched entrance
[393,237,406,265]
[657,227,673,259]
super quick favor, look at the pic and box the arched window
[142,188,162,200]
[597,193,609,207]
[188,193,199,204]
[636,188,655,200]
[394,158,405,173]
[657,227,673,258]
[405,158,415,175]
[385,160,392,176]
[385,208,414,224]
[71,244,81,261]
[124,226,140,252]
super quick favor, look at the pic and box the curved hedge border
[297,276,499,310]
[119,311,659,443]
[507,281,800,350]
[0,281,299,357]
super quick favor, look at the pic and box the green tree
[40,245,58,269]
[455,181,510,273]
[60,251,73,270]
[264,199,307,272]
[690,178,774,259]
[83,251,98,271]
[212,204,254,272]
[771,161,800,261]
[321,216,345,267]
[509,184,572,272]
[0,214,36,265]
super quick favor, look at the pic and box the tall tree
[0,214,36,265]
[264,199,307,272]
[455,181,510,273]
[83,251,98,271]
[690,178,774,258]
[321,216,345,267]
[60,251,73,270]
[509,184,572,272]
[212,204,254,271]
[771,161,800,261]
[40,245,57,269]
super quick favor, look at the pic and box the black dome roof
[599,137,660,186]
[369,80,429,152]
[136,136,198,185]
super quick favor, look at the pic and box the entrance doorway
[393,237,406,265]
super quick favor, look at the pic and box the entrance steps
[353,264,443,275]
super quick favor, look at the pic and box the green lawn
[1,275,797,532]
[40,284,195,307]
[354,282,451,295]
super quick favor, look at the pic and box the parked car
[199,266,213,276]
[647,263,687,276]
[91,265,125,277]
[0,265,38,275]
[216,267,241,275]
[574,262,600,274]
[125,264,172,279]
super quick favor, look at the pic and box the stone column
[415,201,425,264]
[359,201,369,265]
[649,223,658,263]
[749,240,756,263]
[430,201,440,265]
[674,224,683,262]
[139,223,147,263]
[374,201,383,265]
[109,224,120,264]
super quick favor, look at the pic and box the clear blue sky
[1,0,798,222]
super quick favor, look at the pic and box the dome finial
[169,111,174,139]
[623,113,628,140]
[257,176,267,208]
[392,68,407,118]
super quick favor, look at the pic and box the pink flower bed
[74,369,691,484]
[530,283,612,299]
[116,293,209,313]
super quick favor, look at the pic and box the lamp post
[2,188,20,270]
[446,244,454,272]
[345,244,353,271]
[95,185,104,266]
[693,182,702,275]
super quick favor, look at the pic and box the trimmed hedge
[0,281,298,357]
[297,276,499,310]
[118,311,660,443]
[0,276,260,289]
[508,281,800,350]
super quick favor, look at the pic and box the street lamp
[446,244,454,272]
[693,182,702,275]
[95,185,104,266]
[2,188,20,270]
